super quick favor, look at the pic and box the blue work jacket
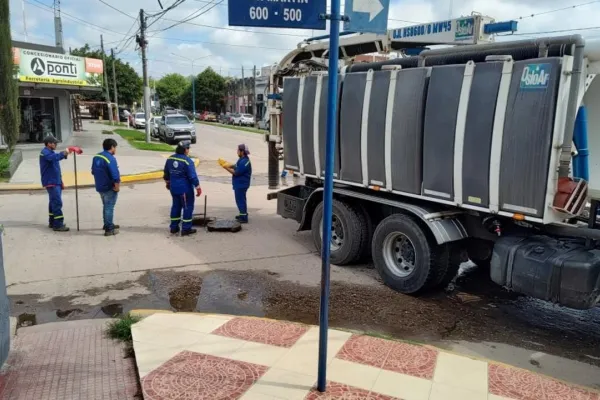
[163,154,200,195]
[39,147,67,187]
[91,151,121,193]
[232,156,252,190]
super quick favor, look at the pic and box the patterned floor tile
[488,364,600,400]
[142,350,268,400]
[304,381,402,399]
[336,335,437,379]
[212,317,309,348]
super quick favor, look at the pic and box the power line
[97,0,136,19]
[153,0,223,33]
[502,25,600,36]
[512,0,600,20]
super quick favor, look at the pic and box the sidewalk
[131,311,600,400]
[0,319,139,399]
[0,121,198,191]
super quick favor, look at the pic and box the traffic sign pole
[317,0,342,393]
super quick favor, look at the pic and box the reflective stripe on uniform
[182,219,193,222]
[168,157,189,165]
[170,217,181,221]
[54,216,64,219]
[245,161,250,167]
[94,154,111,164]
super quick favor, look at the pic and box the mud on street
[9,263,600,388]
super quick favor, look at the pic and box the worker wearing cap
[164,141,202,236]
[222,144,252,223]
[92,138,121,236]
[39,136,72,232]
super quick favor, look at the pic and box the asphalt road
[1,122,600,390]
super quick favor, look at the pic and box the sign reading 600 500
[228,0,326,30]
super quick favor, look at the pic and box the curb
[0,158,200,192]
[127,308,600,395]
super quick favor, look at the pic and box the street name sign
[228,0,327,30]
[344,0,390,34]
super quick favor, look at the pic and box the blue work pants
[234,188,248,222]
[46,186,64,228]
[170,191,195,231]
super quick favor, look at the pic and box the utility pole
[53,0,64,50]
[111,48,119,116]
[253,65,257,127]
[241,66,245,113]
[21,0,28,41]
[138,9,151,143]
[100,35,114,124]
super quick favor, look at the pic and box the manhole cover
[207,219,242,232]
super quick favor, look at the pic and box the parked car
[258,115,270,131]
[232,113,255,126]
[150,117,161,138]
[132,112,147,129]
[158,113,197,144]
[118,107,130,123]
[226,113,237,124]
[202,112,217,122]
[218,113,229,124]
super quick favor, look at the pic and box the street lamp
[171,53,211,121]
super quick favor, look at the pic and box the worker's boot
[53,226,70,232]
[170,228,180,234]
[103,224,120,230]
[104,229,119,237]
[181,228,197,236]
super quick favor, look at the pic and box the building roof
[12,40,65,54]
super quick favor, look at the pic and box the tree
[70,44,143,106]
[156,73,189,108]
[0,0,20,148]
[181,68,225,112]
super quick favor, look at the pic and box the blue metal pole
[573,105,589,181]
[317,0,341,392]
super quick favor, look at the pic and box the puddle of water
[9,269,600,376]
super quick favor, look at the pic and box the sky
[8,0,600,79]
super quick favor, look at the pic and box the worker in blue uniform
[164,141,202,236]
[222,144,252,223]
[91,138,121,236]
[39,136,72,232]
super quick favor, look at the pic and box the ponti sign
[12,47,104,87]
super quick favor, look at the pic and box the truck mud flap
[491,235,600,309]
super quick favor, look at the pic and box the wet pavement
[8,266,600,388]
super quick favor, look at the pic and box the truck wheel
[311,200,367,266]
[430,244,461,290]
[372,214,441,294]
[354,202,374,264]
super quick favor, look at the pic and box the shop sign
[12,48,104,87]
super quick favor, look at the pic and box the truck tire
[311,200,367,266]
[430,244,461,290]
[372,214,442,294]
[354,202,374,264]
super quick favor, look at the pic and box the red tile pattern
[212,317,309,348]
[305,381,402,399]
[0,320,139,399]
[488,364,600,400]
[142,350,267,400]
[336,335,438,379]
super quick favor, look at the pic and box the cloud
[9,0,600,78]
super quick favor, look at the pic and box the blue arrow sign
[343,0,389,34]
[228,0,327,30]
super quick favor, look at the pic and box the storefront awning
[18,81,102,93]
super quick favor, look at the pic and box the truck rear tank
[270,35,600,309]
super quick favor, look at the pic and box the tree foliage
[155,73,189,108]
[0,0,20,148]
[71,44,143,106]
[181,68,225,112]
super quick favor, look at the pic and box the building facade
[11,41,103,144]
